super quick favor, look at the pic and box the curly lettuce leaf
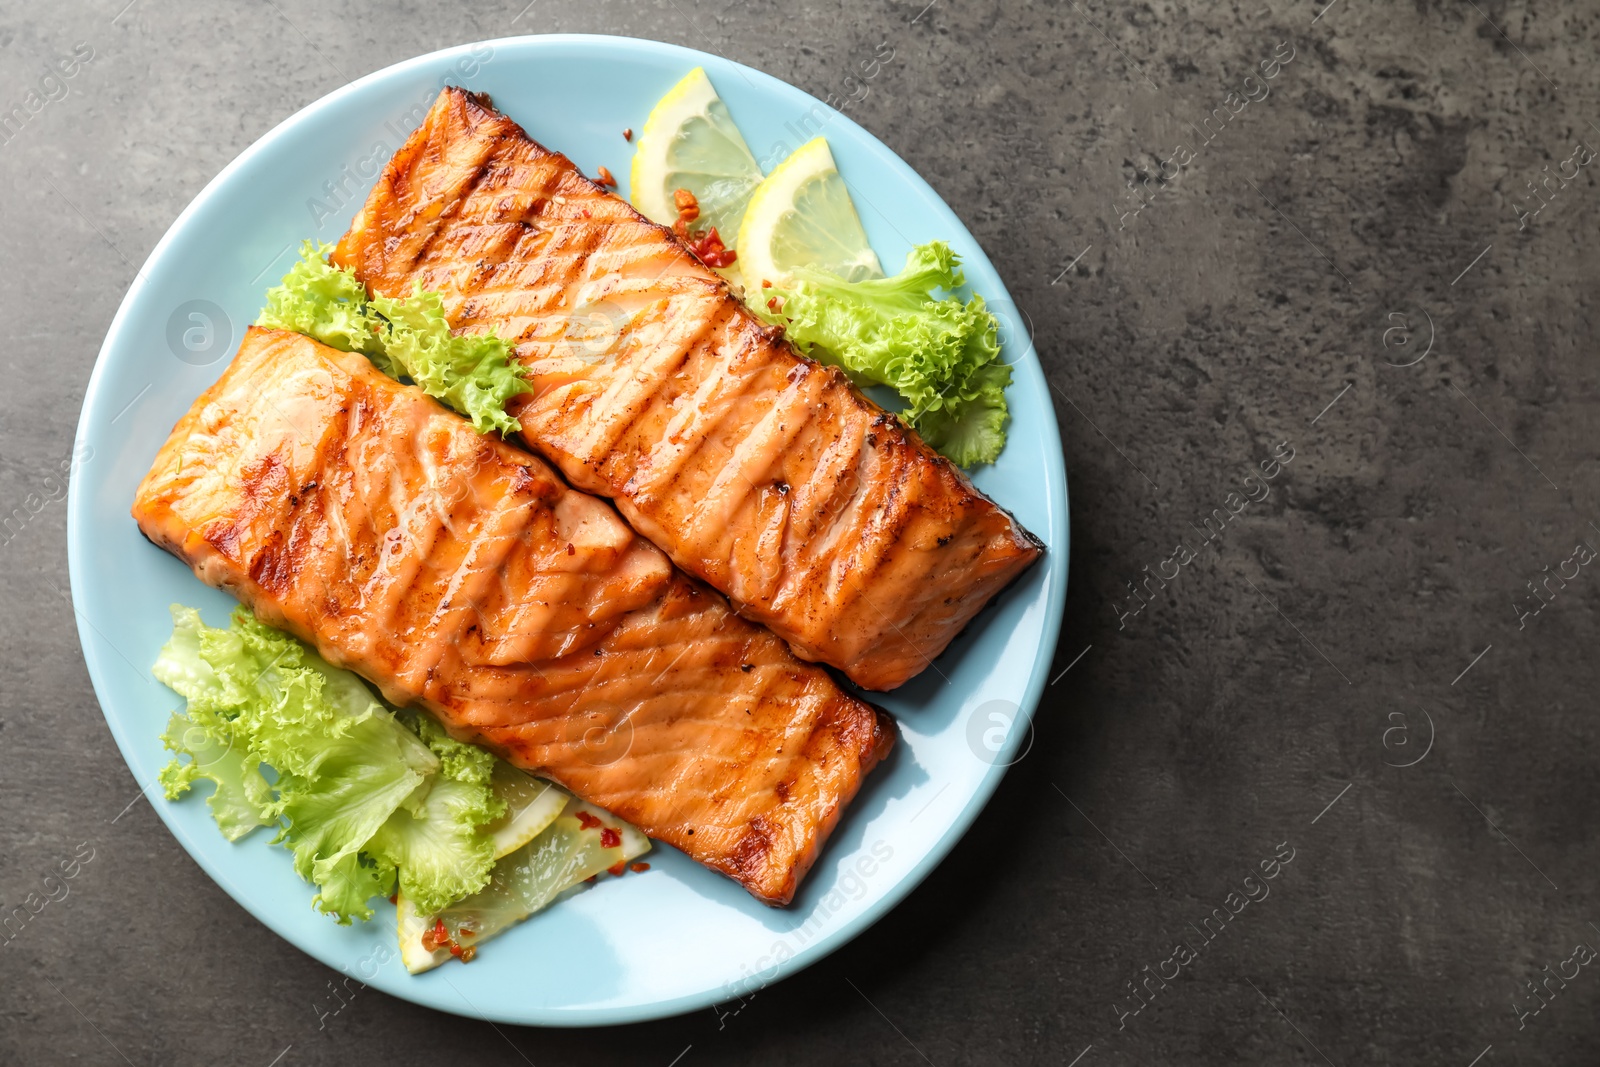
[369,777,500,916]
[152,606,518,924]
[367,286,530,437]
[257,241,529,436]
[367,711,507,914]
[256,241,384,357]
[310,852,397,923]
[158,712,274,842]
[756,241,1011,467]
[909,359,1011,471]
[402,708,500,793]
[267,717,428,925]
[153,606,438,923]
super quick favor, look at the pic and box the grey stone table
[3,1,1596,1064]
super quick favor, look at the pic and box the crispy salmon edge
[753,701,898,906]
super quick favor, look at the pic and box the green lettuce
[257,241,530,436]
[158,712,273,842]
[256,241,381,356]
[372,711,505,914]
[154,606,505,924]
[756,241,1011,467]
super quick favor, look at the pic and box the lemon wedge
[397,795,649,974]
[482,763,566,859]
[738,137,883,292]
[630,67,763,243]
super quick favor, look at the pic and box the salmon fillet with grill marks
[332,87,1043,691]
[132,327,894,905]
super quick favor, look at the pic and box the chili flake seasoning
[669,189,737,265]
[576,810,603,830]
[421,916,478,962]
[600,827,622,849]
[689,227,737,269]
[672,187,700,238]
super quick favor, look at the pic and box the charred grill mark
[852,453,917,589]
[240,452,288,509]
[201,519,242,561]
[410,158,493,275]
[594,319,714,506]
[729,815,774,884]
[247,528,296,594]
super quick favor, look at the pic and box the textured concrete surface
[3,1,1599,1064]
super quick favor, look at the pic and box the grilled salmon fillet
[132,327,893,905]
[332,87,1043,691]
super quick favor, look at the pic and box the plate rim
[66,32,1069,1027]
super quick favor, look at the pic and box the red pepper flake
[630,862,650,873]
[608,861,627,877]
[580,208,591,219]
[388,894,398,904]
[689,226,738,268]
[421,917,451,952]
[767,297,782,312]
[672,188,700,238]
[596,165,617,188]
[419,917,479,961]
[575,810,603,830]
[566,542,575,556]
[669,189,736,266]
[600,827,622,849]
[761,280,772,288]
[623,127,633,141]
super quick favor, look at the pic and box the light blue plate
[67,34,1068,1026]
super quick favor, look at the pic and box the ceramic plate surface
[67,34,1068,1025]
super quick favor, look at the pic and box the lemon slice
[738,137,883,292]
[482,763,566,859]
[397,796,649,974]
[630,67,763,243]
